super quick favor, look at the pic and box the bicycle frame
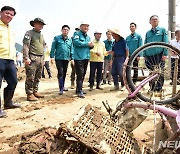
[104,57,179,128]
[103,43,180,153]
[115,57,179,119]
[129,74,158,98]
[123,57,158,99]
[123,101,177,118]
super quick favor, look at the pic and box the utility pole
[168,0,176,39]
[168,0,176,87]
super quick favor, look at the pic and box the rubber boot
[0,91,6,118]
[4,88,20,109]
[78,90,85,98]
[58,77,64,95]
[0,109,6,118]
[110,85,119,91]
[63,79,68,91]
[89,84,93,91]
[76,80,81,94]
[76,81,85,98]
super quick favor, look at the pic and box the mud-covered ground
[0,64,171,153]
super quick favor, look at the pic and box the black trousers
[74,60,89,92]
[145,53,165,91]
[0,59,17,90]
[132,58,139,83]
[89,62,103,86]
[70,62,76,82]
[55,60,69,82]
[42,61,52,77]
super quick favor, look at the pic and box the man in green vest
[126,22,143,84]
[144,15,168,93]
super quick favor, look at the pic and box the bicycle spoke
[126,42,180,104]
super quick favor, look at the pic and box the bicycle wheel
[126,42,180,104]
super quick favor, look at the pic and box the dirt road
[0,65,167,153]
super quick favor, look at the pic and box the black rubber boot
[0,109,6,117]
[0,89,7,117]
[4,88,20,109]
[0,96,7,118]
[89,85,93,91]
[58,78,64,95]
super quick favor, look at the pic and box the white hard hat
[94,30,102,34]
[80,21,89,26]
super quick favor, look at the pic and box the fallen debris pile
[18,104,149,153]
[18,127,93,154]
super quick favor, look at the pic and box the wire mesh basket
[63,104,147,154]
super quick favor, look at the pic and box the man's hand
[137,57,140,61]
[71,60,74,65]
[107,50,113,55]
[88,42,94,48]
[50,58,54,64]
[162,56,167,61]
[24,58,31,65]
[96,52,101,56]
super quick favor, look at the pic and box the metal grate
[65,104,145,154]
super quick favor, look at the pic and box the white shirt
[170,39,180,58]
[17,52,23,61]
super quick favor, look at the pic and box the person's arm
[102,42,109,56]
[22,31,31,65]
[90,40,98,52]
[144,33,147,44]
[103,49,109,57]
[126,49,129,58]
[73,33,93,48]
[110,41,115,56]
[138,36,143,58]
[50,37,56,59]
[125,41,129,57]
[90,42,100,56]
[162,28,169,57]
[50,37,56,64]
[143,33,148,57]
[42,35,45,60]
[138,36,143,48]
[70,38,74,60]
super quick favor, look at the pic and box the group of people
[0,5,179,118]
